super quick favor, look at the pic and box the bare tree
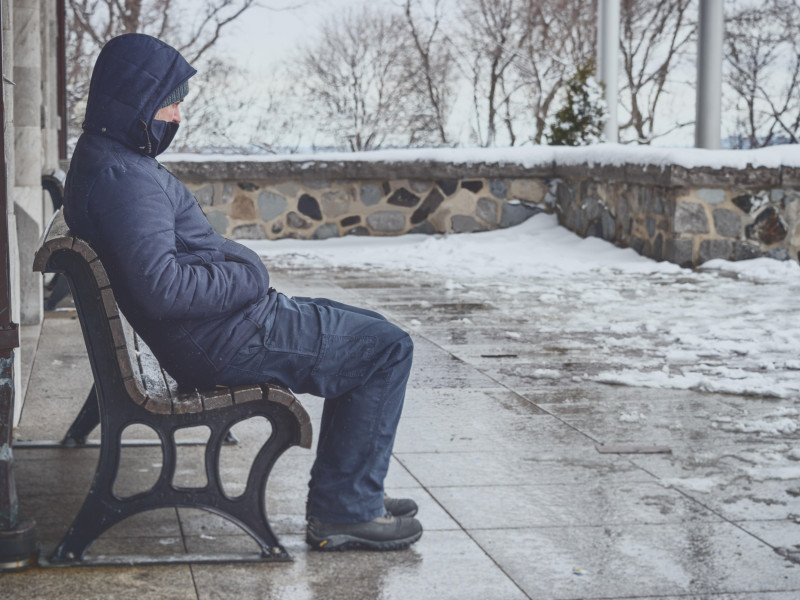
[514,0,596,144]
[66,0,257,145]
[456,0,535,146]
[401,0,454,146]
[724,0,800,147]
[295,5,419,151]
[618,0,695,143]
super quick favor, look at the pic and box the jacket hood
[83,33,197,157]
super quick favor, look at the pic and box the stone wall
[163,150,799,268]
[181,175,548,240]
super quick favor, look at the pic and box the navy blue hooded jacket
[63,34,277,388]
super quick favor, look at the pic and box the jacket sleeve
[87,165,268,321]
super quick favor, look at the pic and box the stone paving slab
[472,522,800,599]
[189,531,529,600]
[0,564,197,600]
[430,480,723,530]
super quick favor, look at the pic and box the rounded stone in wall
[298,194,323,220]
[665,237,694,267]
[673,202,709,234]
[699,239,733,263]
[508,179,545,203]
[193,185,214,207]
[462,180,484,193]
[437,179,458,196]
[500,201,543,228]
[388,188,420,207]
[313,223,340,240]
[367,210,406,233]
[746,206,788,245]
[410,221,437,235]
[696,188,726,206]
[287,211,312,229]
[346,226,371,236]
[476,197,498,224]
[221,183,234,204]
[411,189,444,225]
[231,195,256,220]
[733,242,762,261]
[321,189,352,218]
[490,179,508,199]
[409,180,431,194]
[205,210,228,234]
[274,181,300,197]
[360,185,382,206]
[712,208,742,238]
[766,247,790,260]
[232,223,267,239]
[341,215,361,227]
[259,190,288,221]
[452,215,487,233]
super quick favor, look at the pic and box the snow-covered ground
[245,213,800,408]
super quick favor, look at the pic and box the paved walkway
[2,259,800,599]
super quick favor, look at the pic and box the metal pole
[0,0,38,572]
[695,0,723,149]
[597,0,620,142]
[56,0,67,161]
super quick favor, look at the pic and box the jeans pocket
[313,334,377,378]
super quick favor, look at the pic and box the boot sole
[307,529,422,552]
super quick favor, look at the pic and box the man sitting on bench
[62,33,422,552]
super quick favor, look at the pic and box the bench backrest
[32,210,238,415]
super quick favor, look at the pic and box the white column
[597,0,619,143]
[695,0,723,149]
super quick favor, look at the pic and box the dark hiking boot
[306,495,419,519]
[306,513,423,551]
[384,494,418,518]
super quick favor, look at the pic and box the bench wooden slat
[172,391,203,415]
[100,288,118,319]
[143,395,172,415]
[202,388,233,411]
[119,314,148,402]
[89,258,111,288]
[135,334,170,398]
[32,236,73,273]
[123,377,148,406]
[116,347,135,380]
[72,238,98,262]
[232,385,262,405]
[108,315,127,349]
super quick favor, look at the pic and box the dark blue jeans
[215,294,413,523]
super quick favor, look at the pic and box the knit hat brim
[158,80,189,110]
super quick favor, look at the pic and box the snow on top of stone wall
[162,143,800,170]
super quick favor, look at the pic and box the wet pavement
[3,258,800,599]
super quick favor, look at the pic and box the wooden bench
[32,210,312,566]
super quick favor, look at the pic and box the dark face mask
[147,119,180,157]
